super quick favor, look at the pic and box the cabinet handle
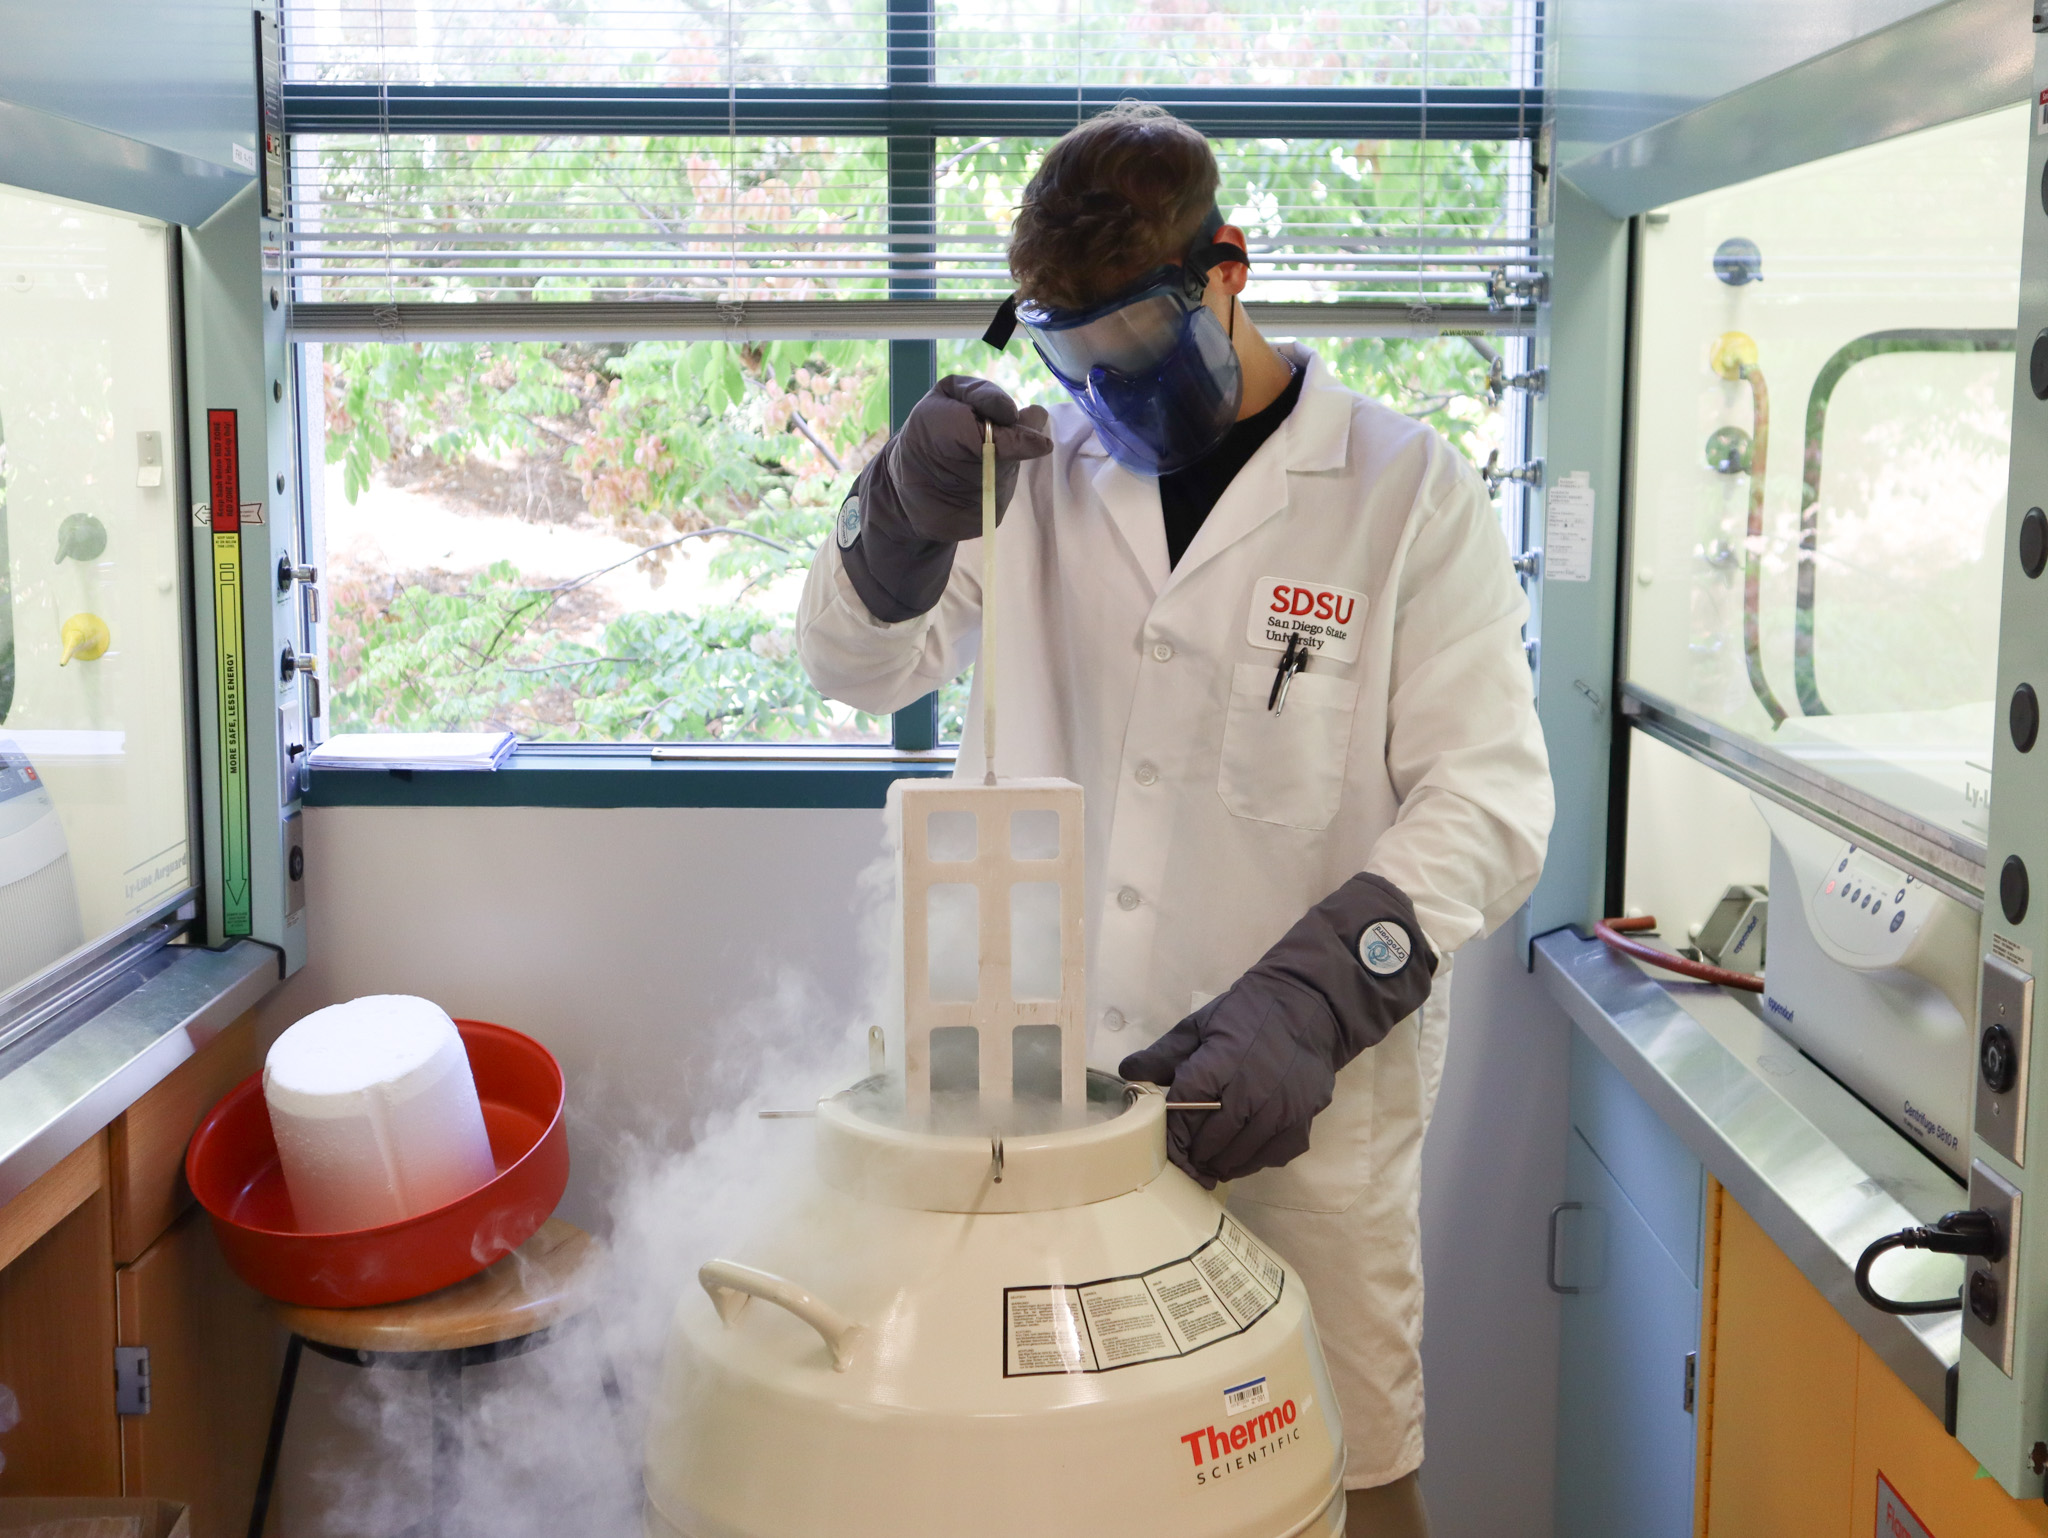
[1548,1201,1584,1294]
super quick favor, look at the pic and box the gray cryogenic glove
[837,376,1053,623]
[1118,873,1437,1188]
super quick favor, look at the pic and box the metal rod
[285,299,1534,345]
[246,1333,304,1538]
[981,420,997,786]
[279,81,1542,140]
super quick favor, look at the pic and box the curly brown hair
[1007,102,1220,311]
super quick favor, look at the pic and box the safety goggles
[981,209,1248,355]
[981,211,1250,474]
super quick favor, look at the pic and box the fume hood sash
[1620,685,1985,910]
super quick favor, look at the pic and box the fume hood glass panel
[0,184,194,999]
[1625,102,2027,848]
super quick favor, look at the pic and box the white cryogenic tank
[641,1075,1346,1538]
[643,776,1346,1538]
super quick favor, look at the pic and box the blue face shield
[982,216,1249,476]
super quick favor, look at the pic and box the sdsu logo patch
[1359,921,1412,976]
[1246,575,1367,664]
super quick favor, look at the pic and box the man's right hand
[839,376,1053,622]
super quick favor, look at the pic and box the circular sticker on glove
[1359,921,1412,975]
[835,494,862,549]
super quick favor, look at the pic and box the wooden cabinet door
[0,1140,119,1496]
[1699,1194,1860,1538]
[109,1011,263,1265]
[117,1205,283,1538]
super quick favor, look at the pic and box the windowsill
[302,741,958,809]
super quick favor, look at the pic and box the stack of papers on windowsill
[308,732,518,772]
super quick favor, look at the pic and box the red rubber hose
[1595,915,1766,993]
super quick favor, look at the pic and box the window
[0,183,196,1001]
[280,1,1541,748]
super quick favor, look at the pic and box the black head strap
[982,293,1022,350]
[981,208,1249,352]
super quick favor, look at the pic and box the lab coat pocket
[1229,1048,1377,1213]
[1216,662,1359,831]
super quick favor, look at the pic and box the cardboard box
[0,1499,189,1538]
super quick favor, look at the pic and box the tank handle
[699,1260,866,1373]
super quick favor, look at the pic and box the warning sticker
[1003,1216,1284,1377]
[1245,576,1367,664]
[1874,1474,1933,1538]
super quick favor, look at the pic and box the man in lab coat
[797,103,1552,1536]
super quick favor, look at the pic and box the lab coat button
[1152,642,1174,662]
[1103,1008,1127,1032]
[1134,762,1158,786]
[1117,886,1141,911]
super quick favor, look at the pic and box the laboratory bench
[1537,928,2048,1537]
[0,940,286,1534]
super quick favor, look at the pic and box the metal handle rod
[1547,1201,1583,1295]
[981,420,997,785]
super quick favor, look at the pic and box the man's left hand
[1118,873,1437,1187]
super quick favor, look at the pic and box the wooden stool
[247,1219,617,1538]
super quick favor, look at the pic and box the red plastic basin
[186,1018,568,1308]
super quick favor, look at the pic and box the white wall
[255,802,1567,1538]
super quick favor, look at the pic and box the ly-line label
[1003,1215,1285,1377]
[207,409,252,939]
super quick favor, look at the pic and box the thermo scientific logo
[1179,1399,1302,1485]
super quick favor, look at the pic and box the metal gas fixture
[641,437,1347,1538]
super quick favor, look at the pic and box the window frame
[282,0,1544,806]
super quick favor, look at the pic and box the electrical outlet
[1963,1161,2021,1377]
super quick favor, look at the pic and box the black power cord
[1854,1209,2004,1315]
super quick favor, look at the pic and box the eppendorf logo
[1179,1399,1302,1486]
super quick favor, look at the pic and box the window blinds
[280,0,1542,340]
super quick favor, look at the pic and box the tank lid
[814,1072,1167,1213]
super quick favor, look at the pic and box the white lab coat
[797,344,1553,1487]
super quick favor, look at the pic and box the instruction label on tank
[1002,1216,1284,1376]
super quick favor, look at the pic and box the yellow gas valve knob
[59,612,110,666]
[1711,330,1759,380]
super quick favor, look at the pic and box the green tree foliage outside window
[323,329,1504,742]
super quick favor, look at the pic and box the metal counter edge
[303,746,958,810]
[1532,927,1961,1419]
[0,941,280,1212]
